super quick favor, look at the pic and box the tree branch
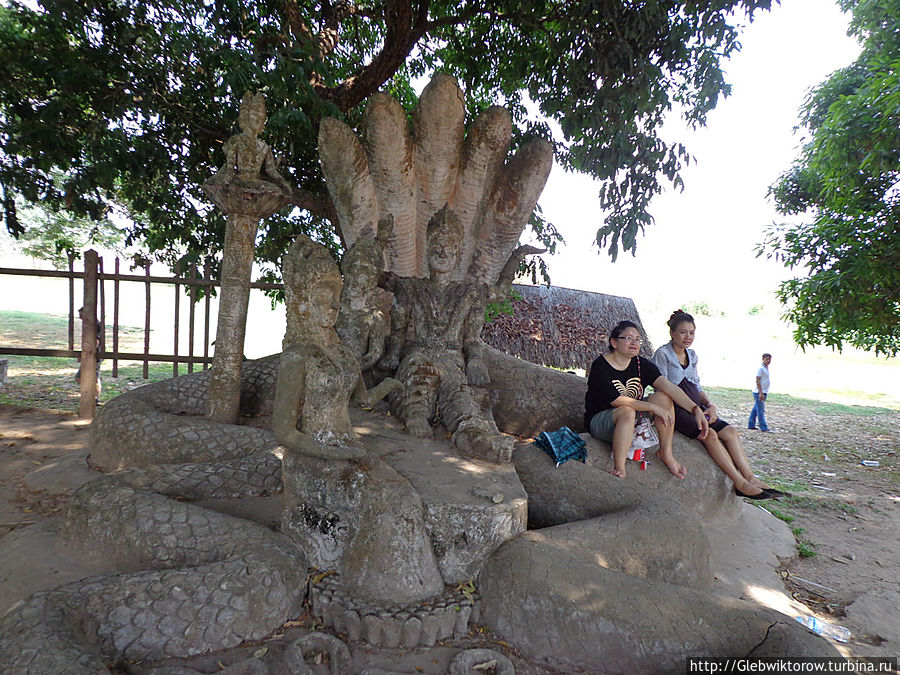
[314,0,419,112]
[289,187,339,232]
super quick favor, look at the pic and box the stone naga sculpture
[318,74,552,461]
[272,234,399,460]
[379,207,539,462]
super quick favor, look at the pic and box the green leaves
[764,0,900,355]
[2,0,770,274]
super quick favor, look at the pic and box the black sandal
[735,487,774,500]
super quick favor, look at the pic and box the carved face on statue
[426,207,463,278]
[238,92,267,136]
[308,279,342,329]
[427,229,459,275]
[341,237,381,302]
[283,235,343,340]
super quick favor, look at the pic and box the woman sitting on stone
[585,320,708,480]
[651,309,780,500]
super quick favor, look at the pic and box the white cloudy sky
[533,0,861,318]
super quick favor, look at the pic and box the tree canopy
[1,0,773,278]
[763,0,900,356]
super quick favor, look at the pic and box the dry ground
[1,391,898,661]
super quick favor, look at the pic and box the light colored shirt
[754,364,770,394]
[651,342,703,390]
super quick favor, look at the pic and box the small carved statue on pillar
[202,92,294,424]
[207,91,292,195]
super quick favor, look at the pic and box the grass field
[0,310,196,409]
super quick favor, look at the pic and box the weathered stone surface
[0,543,305,670]
[89,356,280,470]
[283,632,350,674]
[342,460,443,603]
[845,590,900,644]
[484,346,585,437]
[282,451,442,604]
[122,451,283,500]
[63,475,291,572]
[477,534,840,672]
[514,442,711,589]
[582,432,743,521]
[449,648,515,675]
[356,410,528,583]
[306,571,476,648]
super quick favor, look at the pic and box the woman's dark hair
[666,309,695,331]
[608,320,640,352]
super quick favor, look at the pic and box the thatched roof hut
[481,284,653,372]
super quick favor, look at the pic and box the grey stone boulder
[449,648,515,674]
[513,442,711,589]
[282,451,443,605]
[477,532,841,672]
[845,589,900,644]
[282,632,350,674]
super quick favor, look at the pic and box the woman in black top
[585,320,709,479]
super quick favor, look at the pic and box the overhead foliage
[0,0,773,277]
[763,0,900,356]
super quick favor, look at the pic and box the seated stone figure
[379,206,514,463]
[272,235,398,460]
[335,216,393,381]
[207,91,292,193]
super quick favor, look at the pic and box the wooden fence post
[79,249,99,419]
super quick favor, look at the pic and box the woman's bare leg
[611,406,636,478]
[718,425,770,489]
[648,392,686,479]
[700,429,764,495]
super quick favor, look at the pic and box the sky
[532,0,862,320]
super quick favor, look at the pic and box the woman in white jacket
[652,310,782,500]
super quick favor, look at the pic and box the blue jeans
[748,392,768,430]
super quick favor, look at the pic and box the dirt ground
[1,400,898,666]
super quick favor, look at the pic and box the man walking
[748,353,771,431]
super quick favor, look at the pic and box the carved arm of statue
[207,135,238,186]
[272,344,367,460]
[463,285,491,387]
[497,245,546,294]
[376,271,411,375]
[353,370,403,408]
[359,314,390,372]
[260,146,292,193]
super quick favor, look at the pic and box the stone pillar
[202,182,289,423]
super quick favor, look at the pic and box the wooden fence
[0,248,283,418]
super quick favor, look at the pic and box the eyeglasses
[616,336,643,344]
